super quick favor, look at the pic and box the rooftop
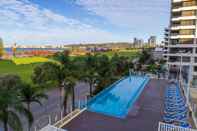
[62,79,168,131]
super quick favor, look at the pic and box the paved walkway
[63,79,168,131]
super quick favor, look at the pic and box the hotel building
[167,0,197,86]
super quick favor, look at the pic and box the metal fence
[40,125,67,131]
[158,122,197,131]
[33,100,87,131]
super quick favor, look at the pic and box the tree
[147,63,158,74]
[81,70,98,98]
[0,74,33,131]
[32,62,62,86]
[0,74,21,90]
[94,55,114,94]
[55,50,71,69]
[0,38,4,58]
[139,49,151,64]
[111,54,131,77]
[63,76,77,114]
[32,62,64,110]
[19,83,48,131]
[81,54,99,97]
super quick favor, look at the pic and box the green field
[0,60,37,83]
[0,57,58,83]
[0,50,140,84]
[12,56,57,65]
[96,50,140,58]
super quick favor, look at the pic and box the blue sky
[0,0,170,46]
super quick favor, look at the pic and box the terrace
[63,79,167,131]
[39,77,197,131]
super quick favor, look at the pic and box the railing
[34,100,88,131]
[38,108,86,131]
[34,110,62,131]
[158,122,197,131]
[40,125,67,131]
[54,109,81,128]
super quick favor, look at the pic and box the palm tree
[82,70,98,98]
[19,83,48,131]
[94,55,115,94]
[0,74,33,131]
[63,76,77,114]
[32,62,64,109]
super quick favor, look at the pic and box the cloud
[0,0,122,45]
[76,0,170,41]
[76,0,170,28]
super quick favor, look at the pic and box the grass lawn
[97,49,140,58]
[12,56,57,65]
[0,57,58,84]
[0,60,37,83]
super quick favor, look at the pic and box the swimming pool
[87,76,150,118]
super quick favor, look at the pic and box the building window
[179,29,195,35]
[182,57,190,62]
[180,38,194,44]
[181,20,195,26]
[182,10,196,17]
[183,1,197,7]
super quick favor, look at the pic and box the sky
[0,0,170,46]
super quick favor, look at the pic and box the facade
[148,36,157,47]
[133,37,144,48]
[152,47,164,60]
[163,28,170,61]
[167,0,197,86]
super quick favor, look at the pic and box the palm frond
[7,110,23,131]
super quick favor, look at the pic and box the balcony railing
[158,122,197,131]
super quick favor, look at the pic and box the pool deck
[63,79,168,131]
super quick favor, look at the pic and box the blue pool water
[87,76,150,118]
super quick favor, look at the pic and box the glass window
[180,29,195,35]
[182,10,196,16]
[183,1,197,7]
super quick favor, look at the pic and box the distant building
[0,37,4,58]
[12,43,17,57]
[133,38,144,48]
[148,36,156,47]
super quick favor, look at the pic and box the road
[0,82,90,131]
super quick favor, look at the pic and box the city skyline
[0,0,170,46]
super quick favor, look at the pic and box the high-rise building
[133,37,144,48]
[148,36,157,47]
[163,28,170,61]
[167,0,197,85]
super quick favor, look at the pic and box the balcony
[168,56,191,62]
[172,0,182,3]
[170,35,195,39]
[167,44,197,48]
[172,6,197,12]
[171,25,196,30]
[172,16,197,21]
